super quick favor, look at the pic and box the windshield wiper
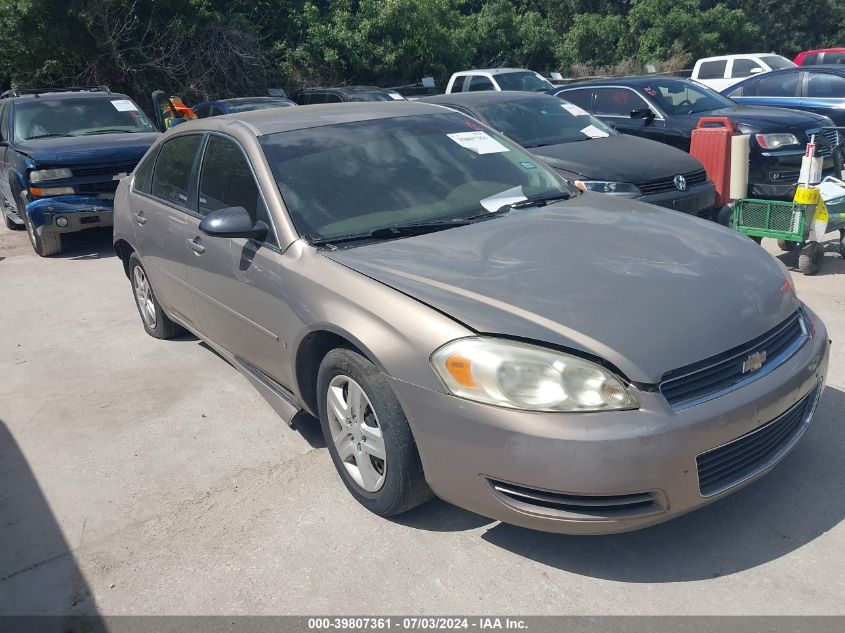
[80,129,138,135]
[24,133,75,140]
[308,219,471,247]
[502,192,572,211]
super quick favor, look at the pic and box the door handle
[186,238,205,254]
[134,212,147,225]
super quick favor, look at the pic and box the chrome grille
[660,311,808,410]
[488,479,663,519]
[807,128,840,157]
[636,169,708,195]
[696,384,820,496]
[72,160,138,178]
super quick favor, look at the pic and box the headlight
[736,122,759,135]
[755,133,800,150]
[431,337,638,412]
[29,168,73,183]
[574,181,641,198]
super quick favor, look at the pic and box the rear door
[182,133,292,385]
[800,71,845,124]
[132,133,204,328]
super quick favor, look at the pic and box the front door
[593,87,667,144]
[183,133,294,387]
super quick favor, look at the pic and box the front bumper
[25,194,114,236]
[392,308,829,535]
[639,181,716,217]
[750,150,835,200]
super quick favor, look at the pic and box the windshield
[226,99,295,112]
[13,97,156,140]
[259,113,571,241]
[477,96,615,147]
[346,92,397,102]
[761,55,797,70]
[641,79,735,115]
[494,71,555,92]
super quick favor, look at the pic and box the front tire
[777,239,797,252]
[798,241,824,276]
[128,252,183,339]
[317,348,432,516]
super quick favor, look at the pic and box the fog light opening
[55,216,69,227]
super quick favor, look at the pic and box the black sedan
[554,77,837,200]
[422,91,717,218]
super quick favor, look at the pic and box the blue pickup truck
[0,86,159,256]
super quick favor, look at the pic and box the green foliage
[1,0,844,101]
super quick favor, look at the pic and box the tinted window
[132,149,158,194]
[259,113,569,241]
[645,79,735,114]
[150,134,202,208]
[468,76,495,92]
[807,73,845,98]
[307,93,328,104]
[594,88,647,116]
[493,72,554,92]
[198,135,275,245]
[801,53,819,65]
[731,58,761,78]
[761,55,796,70]
[13,97,155,140]
[698,60,727,80]
[477,96,615,147]
[325,93,344,103]
[225,99,295,112]
[823,52,845,65]
[193,105,210,119]
[752,72,800,97]
[346,92,393,102]
[557,89,593,111]
[0,103,8,141]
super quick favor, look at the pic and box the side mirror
[750,67,764,74]
[606,121,618,130]
[199,206,268,241]
[630,108,655,124]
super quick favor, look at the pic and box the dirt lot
[1,224,843,616]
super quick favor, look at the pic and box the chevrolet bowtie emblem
[742,351,767,374]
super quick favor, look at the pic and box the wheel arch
[113,239,135,278]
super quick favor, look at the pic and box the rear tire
[317,348,432,517]
[798,241,824,276]
[128,252,183,339]
[777,239,797,252]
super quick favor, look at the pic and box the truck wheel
[317,348,433,516]
[25,220,62,256]
[128,252,184,339]
[777,239,797,252]
[798,241,824,276]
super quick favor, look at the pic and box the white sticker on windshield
[388,93,404,100]
[480,186,526,213]
[580,124,609,139]
[447,131,509,155]
[111,99,138,112]
[561,103,588,116]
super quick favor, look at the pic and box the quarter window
[594,88,648,116]
[150,134,202,208]
[697,60,727,80]
[198,135,276,246]
[132,150,158,194]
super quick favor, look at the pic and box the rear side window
[198,135,276,246]
[150,134,202,208]
[467,76,495,92]
[730,59,761,78]
[807,73,845,98]
[697,60,727,80]
[594,88,647,116]
[557,89,593,111]
[307,93,327,104]
[132,149,158,194]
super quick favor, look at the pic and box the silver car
[113,102,830,534]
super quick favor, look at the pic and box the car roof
[697,53,785,62]
[3,90,130,103]
[452,68,533,75]
[554,76,690,89]
[421,91,553,107]
[296,86,392,94]
[220,97,292,105]
[168,101,445,136]
[799,48,845,54]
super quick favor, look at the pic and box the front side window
[468,76,495,92]
[755,72,799,97]
[644,79,735,115]
[197,135,276,246]
[806,73,845,98]
[150,134,202,208]
[259,113,571,242]
[477,96,615,148]
[594,88,648,116]
[557,89,593,111]
[760,55,796,70]
[13,97,156,140]
[802,53,819,65]
[494,72,555,92]
[697,60,727,80]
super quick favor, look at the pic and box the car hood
[324,194,798,384]
[530,134,704,181]
[686,105,831,130]
[15,132,160,165]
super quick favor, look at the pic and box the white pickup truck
[691,54,796,92]
[445,68,555,94]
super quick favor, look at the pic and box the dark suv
[0,86,159,255]
[291,86,405,105]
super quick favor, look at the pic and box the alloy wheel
[133,265,157,329]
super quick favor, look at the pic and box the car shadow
[477,386,845,582]
[54,228,115,261]
[0,419,106,626]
